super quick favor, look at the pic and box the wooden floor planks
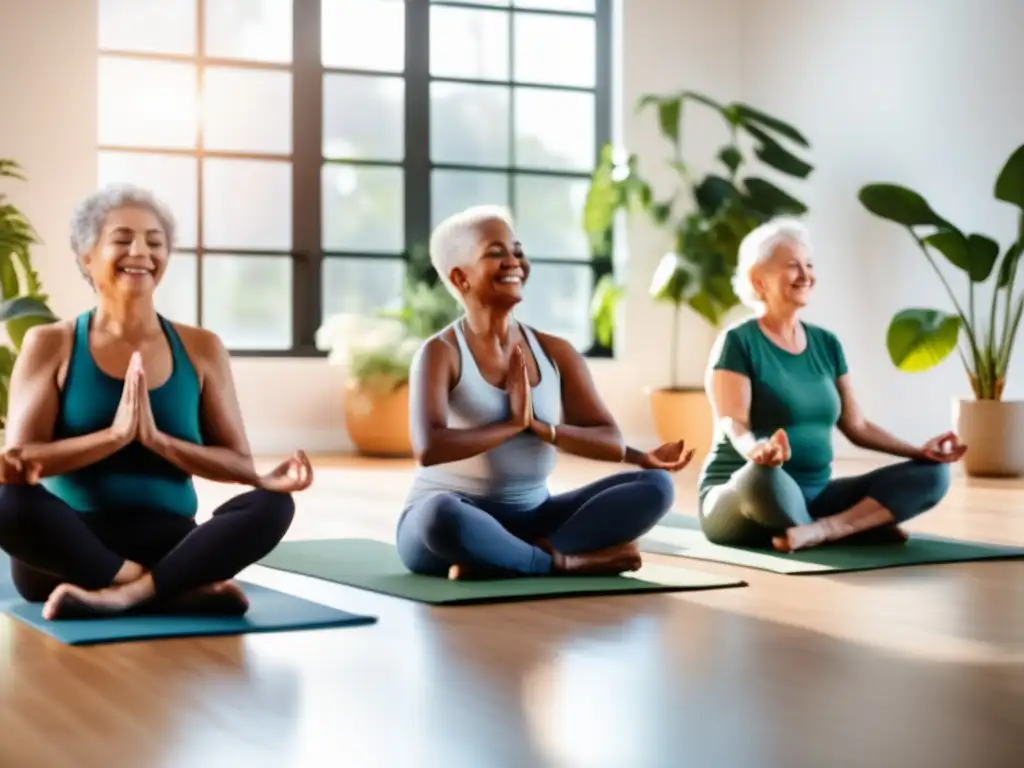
[0,455,1021,768]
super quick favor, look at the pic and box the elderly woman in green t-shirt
[697,218,965,553]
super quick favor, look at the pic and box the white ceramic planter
[952,398,1024,478]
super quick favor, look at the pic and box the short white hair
[429,204,514,298]
[69,183,176,258]
[732,217,811,311]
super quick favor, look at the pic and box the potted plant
[858,144,1024,477]
[316,245,461,458]
[582,91,813,455]
[0,160,59,441]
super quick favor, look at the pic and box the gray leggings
[699,459,951,548]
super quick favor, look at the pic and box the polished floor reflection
[0,456,1021,768]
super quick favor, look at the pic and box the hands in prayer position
[108,351,162,452]
[89,351,315,494]
[506,345,533,430]
[503,342,696,473]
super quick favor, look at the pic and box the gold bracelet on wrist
[549,423,557,444]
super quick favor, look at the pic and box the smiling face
[449,216,530,307]
[80,204,168,297]
[752,237,815,312]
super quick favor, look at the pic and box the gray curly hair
[69,184,176,278]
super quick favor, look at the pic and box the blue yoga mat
[0,552,377,646]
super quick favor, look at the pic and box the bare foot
[771,523,827,553]
[848,524,909,545]
[42,583,138,620]
[557,541,643,575]
[447,564,475,581]
[773,521,909,552]
[154,580,250,616]
[112,560,146,585]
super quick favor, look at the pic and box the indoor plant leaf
[886,308,961,372]
[637,94,683,146]
[743,124,814,179]
[582,146,631,255]
[993,143,1024,210]
[0,295,58,324]
[733,103,810,147]
[966,233,1001,282]
[693,175,738,217]
[858,183,949,228]
[743,177,808,218]
[649,252,699,305]
[997,241,1022,288]
[590,274,623,348]
[922,229,971,273]
[717,145,743,175]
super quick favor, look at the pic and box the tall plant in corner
[0,160,59,429]
[582,91,813,391]
[858,143,1024,477]
[581,91,812,449]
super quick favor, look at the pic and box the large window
[96,0,612,356]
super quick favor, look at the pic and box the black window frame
[96,0,614,358]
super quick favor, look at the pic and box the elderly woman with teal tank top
[397,204,693,580]
[0,184,313,619]
[697,217,966,552]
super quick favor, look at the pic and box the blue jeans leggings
[397,469,675,576]
[700,459,952,548]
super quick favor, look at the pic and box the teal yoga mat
[0,553,376,646]
[641,514,1024,574]
[257,537,747,604]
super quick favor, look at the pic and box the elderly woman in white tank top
[398,205,694,579]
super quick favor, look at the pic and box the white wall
[740,0,1024,449]
[4,0,1016,456]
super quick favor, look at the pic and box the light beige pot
[952,398,1024,478]
[647,387,715,461]
[344,380,413,458]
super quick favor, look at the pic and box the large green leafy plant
[582,90,813,388]
[316,243,461,393]
[0,160,59,427]
[858,144,1024,401]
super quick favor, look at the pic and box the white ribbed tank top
[403,319,561,509]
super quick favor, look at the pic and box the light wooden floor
[1,455,1022,768]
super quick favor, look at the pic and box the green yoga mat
[257,538,747,604]
[5,582,377,646]
[641,514,1024,574]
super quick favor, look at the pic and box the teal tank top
[41,310,204,517]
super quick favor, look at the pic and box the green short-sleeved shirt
[698,318,848,500]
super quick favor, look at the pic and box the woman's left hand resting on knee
[836,377,967,463]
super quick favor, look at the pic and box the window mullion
[292,0,323,349]
[405,0,432,265]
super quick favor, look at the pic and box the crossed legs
[396,469,676,578]
[0,484,295,618]
[700,460,951,551]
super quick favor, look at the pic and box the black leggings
[0,484,295,602]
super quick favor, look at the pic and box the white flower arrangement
[315,312,425,394]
